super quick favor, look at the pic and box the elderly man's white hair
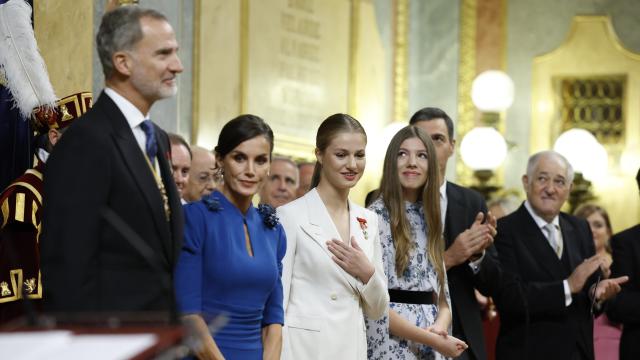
[526,150,575,184]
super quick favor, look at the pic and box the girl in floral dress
[366,126,467,359]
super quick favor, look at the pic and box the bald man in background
[183,146,216,203]
[168,133,191,204]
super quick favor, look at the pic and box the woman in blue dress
[366,126,467,359]
[175,114,286,360]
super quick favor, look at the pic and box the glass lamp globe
[553,129,597,175]
[471,70,515,112]
[553,129,608,181]
[460,127,508,171]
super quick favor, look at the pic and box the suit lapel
[559,215,581,270]
[155,131,178,261]
[516,205,566,279]
[301,189,360,291]
[100,94,171,264]
[301,189,340,255]
[444,182,464,247]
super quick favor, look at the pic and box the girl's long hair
[379,126,445,294]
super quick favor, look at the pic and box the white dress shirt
[104,88,149,155]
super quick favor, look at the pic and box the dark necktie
[139,119,157,162]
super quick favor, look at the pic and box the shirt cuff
[468,251,485,274]
[563,279,573,306]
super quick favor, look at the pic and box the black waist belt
[388,289,435,305]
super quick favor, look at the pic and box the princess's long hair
[379,126,445,294]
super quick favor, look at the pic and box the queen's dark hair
[310,114,367,188]
[214,114,274,158]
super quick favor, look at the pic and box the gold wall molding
[392,0,408,122]
[192,0,242,149]
[347,0,360,115]
[532,16,640,151]
[239,0,249,114]
[456,0,477,184]
[531,15,640,231]
[34,0,93,98]
[190,0,201,143]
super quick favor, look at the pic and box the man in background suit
[494,151,627,360]
[607,167,640,359]
[410,107,499,360]
[259,156,299,208]
[182,145,216,203]
[168,133,191,204]
[40,6,184,315]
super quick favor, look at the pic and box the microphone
[21,282,37,326]
[100,207,177,323]
[514,278,529,360]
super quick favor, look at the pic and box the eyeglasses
[196,172,217,184]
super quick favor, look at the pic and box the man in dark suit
[494,151,627,360]
[410,107,499,360]
[607,167,640,359]
[40,6,184,316]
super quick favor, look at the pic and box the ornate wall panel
[531,16,640,230]
[556,75,625,144]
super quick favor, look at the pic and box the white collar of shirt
[104,88,149,154]
[439,180,448,228]
[37,148,50,164]
[439,181,447,201]
[524,200,560,232]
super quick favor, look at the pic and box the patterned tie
[139,120,157,162]
[545,223,561,258]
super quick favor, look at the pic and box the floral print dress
[365,198,451,360]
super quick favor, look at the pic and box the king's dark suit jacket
[40,92,183,315]
[607,224,640,360]
[444,182,501,360]
[493,204,597,360]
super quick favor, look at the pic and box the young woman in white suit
[277,113,389,360]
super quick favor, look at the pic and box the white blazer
[277,188,389,360]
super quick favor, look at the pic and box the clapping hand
[594,276,629,302]
[568,255,604,293]
[327,237,375,284]
[444,212,496,269]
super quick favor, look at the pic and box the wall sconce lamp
[553,128,608,212]
[460,70,513,199]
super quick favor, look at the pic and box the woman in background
[574,203,622,360]
[366,126,467,359]
[175,115,285,360]
[277,113,388,359]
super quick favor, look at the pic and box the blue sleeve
[262,224,286,326]
[174,203,206,314]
